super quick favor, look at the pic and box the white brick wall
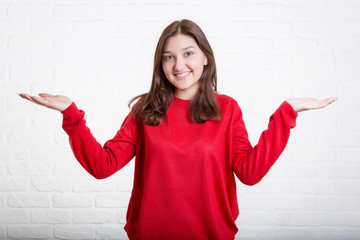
[1,0,359,239]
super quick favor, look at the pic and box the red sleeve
[61,102,139,179]
[231,101,298,185]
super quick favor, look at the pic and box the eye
[185,51,193,57]
[163,55,173,61]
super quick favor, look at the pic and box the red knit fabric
[61,94,298,240]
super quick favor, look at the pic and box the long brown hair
[129,19,221,126]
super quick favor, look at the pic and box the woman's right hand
[18,93,73,112]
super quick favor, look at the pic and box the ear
[204,57,208,66]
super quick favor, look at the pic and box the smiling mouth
[174,71,191,79]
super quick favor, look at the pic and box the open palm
[18,93,72,112]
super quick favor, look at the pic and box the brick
[277,70,318,84]
[96,226,128,240]
[292,179,318,194]
[10,67,52,83]
[276,3,326,20]
[337,228,360,239]
[318,196,360,211]
[53,67,97,83]
[238,178,292,195]
[318,164,360,179]
[117,208,127,225]
[270,163,317,178]
[96,4,138,20]
[338,18,360,36]
[317,132,360,147]
[7,130,54,146]
[31,145,73,161]
[319,70,360,84]
[53,193,94,208]
[248,53,293,68]
[0,51,29,66]
[31,209,72,224]
[8,226,52,239]
[339,84,360,99]
[8,193,51,208]
[294,20,340,35]
[0,195,5,207]
[0,20,30,34]
[116,176,133,192]
[53,4,96,19]
[337,54,360,69]
[30,52,70,67]
[8,35,52,50]
[30,114,63,129]
[0,4,6,18]
[338,116,360,132]
[54,226,95,239]
[74,20,117,34]
[0,177,29,191]
[338,180,360,195]
[294,54,336,69]
[31,177,72,192]
[70,52,117,67]
[293,147,336,163]
[31,20,73,34]
[276,37,319,53]
[2,145,30,160]
[8,4,51,19]
[227,37,274,52]
[317,180,336,195]
[73,209,116,224]
[230,3,275,20]
[274,227,316,240]
[319,38,358,54]
[0,161,5,175]
[0,226,4,239]
[73,178,116,192]
[249,20,293,35]
[0,209,28,223]
[53,161,89,177]
[339,212,360,227]
[238,195,272,210]
[8,161,52,176]
[337,148,360,163]
[273,196,317,210]
[53,36,96,51]
[0,36,6,49]
[95,36,140,52]
[96,193,130,208]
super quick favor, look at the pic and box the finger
[29,95,51,107]
[38,93,53,98]
[19,93,38,104]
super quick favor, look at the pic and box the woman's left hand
[286,97,338,113]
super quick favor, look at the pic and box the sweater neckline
[173,96,191,106]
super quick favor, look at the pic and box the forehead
[163,34,199,51]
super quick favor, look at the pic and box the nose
[173,57,185,72]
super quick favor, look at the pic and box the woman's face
[162,34,208,100]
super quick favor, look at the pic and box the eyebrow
[163,46,195,54]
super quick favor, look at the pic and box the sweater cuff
[61,102,85,134]
[279,101,298,129]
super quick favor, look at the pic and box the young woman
[19,19,336,240]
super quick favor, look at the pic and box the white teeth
[176,72,190,78]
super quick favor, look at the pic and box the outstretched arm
[19,92,139,179]
[232,97,337,185]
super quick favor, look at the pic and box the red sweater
[61,94,297,240]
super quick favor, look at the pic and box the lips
[174,71,191,80]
